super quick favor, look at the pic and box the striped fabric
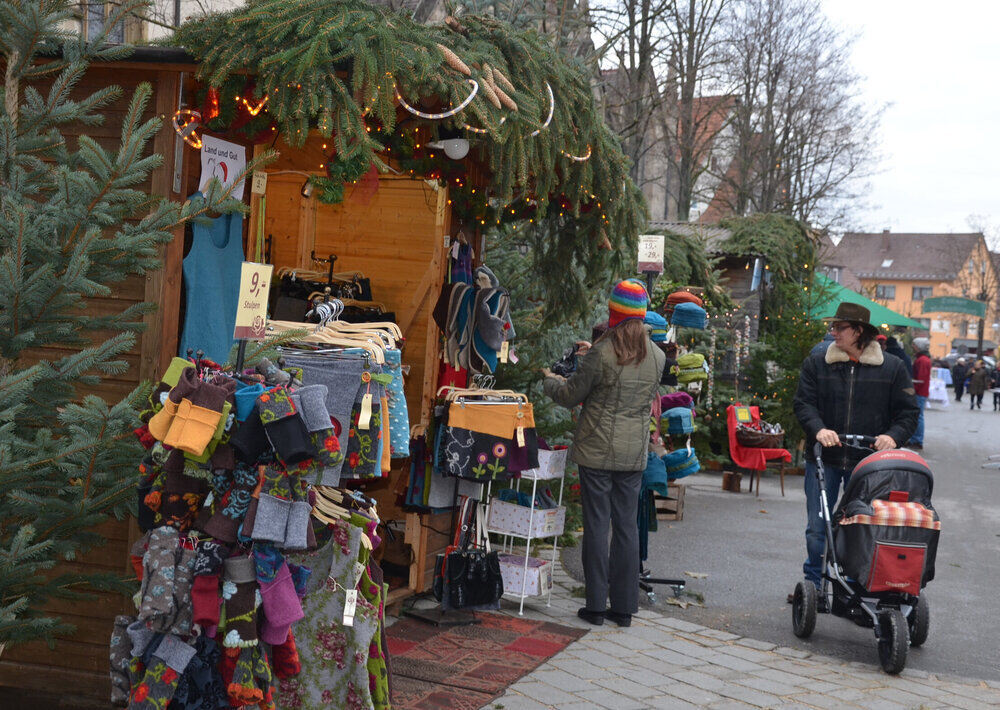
[840,499,940,531]
[608,280,648,327]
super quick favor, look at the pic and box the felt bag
[662,447,700,480]
[662,407,695,435]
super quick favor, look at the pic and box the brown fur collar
[825,340,884,366]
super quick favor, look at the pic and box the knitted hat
[670,301,707,330]
[644,311,668,342]
[608,280,648,328]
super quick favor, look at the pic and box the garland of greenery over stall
[171,0,646,318]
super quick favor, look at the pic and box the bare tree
[589,0,674,191]
[716,0,880,228]
[658,0,732,221]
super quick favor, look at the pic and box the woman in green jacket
[543,281,664,628]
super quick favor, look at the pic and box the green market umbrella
[809,273,926,329]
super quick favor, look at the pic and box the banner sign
[233,262,273,339]
[638,233,664,273]
[199,135,247,200]
[922,296,986,319]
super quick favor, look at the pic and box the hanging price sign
[637,234,664,274]
[233,262,274,340]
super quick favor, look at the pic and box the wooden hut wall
[257,135,451,592]
[0,62,189,699]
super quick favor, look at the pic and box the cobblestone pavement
[487,560,1000,710]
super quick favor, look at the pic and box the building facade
[824,231,1000,358]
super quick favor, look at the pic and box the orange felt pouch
[164,400,224,455]
[148,397,180,441]
[446,402,535,439]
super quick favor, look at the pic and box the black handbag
[550,344,579,377]
[433,497,503,610]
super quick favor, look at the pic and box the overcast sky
[822,1,1000,237]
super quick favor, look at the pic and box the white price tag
[251,170,268,195]
[499,341,509,363]
[516,426,525,447]
[343,589,358,627]
[358,393,373,430]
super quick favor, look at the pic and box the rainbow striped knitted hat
[608,279,648,327]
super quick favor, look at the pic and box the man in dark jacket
[885,336,911,372]
[793,303,919,592]
[952,357,968,402]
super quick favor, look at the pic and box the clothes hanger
[267,320,383,362]
[329,321,402,342]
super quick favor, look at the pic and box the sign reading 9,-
[233,262,274,340]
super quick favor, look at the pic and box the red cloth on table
[726,404,792,471]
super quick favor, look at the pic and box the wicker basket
[736,424,784,449]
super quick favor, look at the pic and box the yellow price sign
[233,262,273,340]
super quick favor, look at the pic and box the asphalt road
[562,397,1000,681]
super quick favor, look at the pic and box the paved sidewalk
[488,558,1000,710]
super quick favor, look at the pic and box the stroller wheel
[909,594,930,647]
[791,582,817,638]
[877,609,909,674]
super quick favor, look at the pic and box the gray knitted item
[138,527,179,630]
[110,615,133,706]
[283,501,312,551]
[126,619,155,658]
[252,493,291,543]
[281,356,366,478]
[154,633,197,672]
[290,385,331,432]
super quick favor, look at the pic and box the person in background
[542,280,665,628]
[810,331,835,356]
[952,357,968,402]
[990,364,1000,411]
[876,334,888,351]
[968,359,989,410]
[908,337,931,450]
[793,302,918,596]
[885,336,912,372]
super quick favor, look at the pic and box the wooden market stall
[1,1,644,701]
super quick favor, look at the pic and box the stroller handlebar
[813,434,877,461]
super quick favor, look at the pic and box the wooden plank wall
[0,65,186,699]
[262,135,451,585]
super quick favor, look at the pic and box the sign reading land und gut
[233,262,273,340]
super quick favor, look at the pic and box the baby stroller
[791,435,940,674]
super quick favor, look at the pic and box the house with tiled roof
[824,231,1000,357]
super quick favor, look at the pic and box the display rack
[485,448,568,615]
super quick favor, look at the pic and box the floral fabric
[279,519,378,710]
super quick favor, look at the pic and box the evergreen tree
[0,0,246,647]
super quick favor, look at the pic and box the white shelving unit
[485,449,568,615]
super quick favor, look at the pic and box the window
[825,267,841,284]
[970,321,979,336]
[875,284,895,299]
[912,286,933,301]
[959,321,968,338]
[82,2,125,43]
[931,319,950,333]
[915,318,931,331]
[880,259,894,268]
[969,259,975,274]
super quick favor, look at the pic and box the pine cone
[445,16,469,36]
[493,68,516,94]
[478,75,503,109]
[437,43,471,76]
[493,83,518,111]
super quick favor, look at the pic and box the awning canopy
[950,338,997,351]
[809,274,927,329]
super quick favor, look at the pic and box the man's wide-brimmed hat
[825,302,879,335]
